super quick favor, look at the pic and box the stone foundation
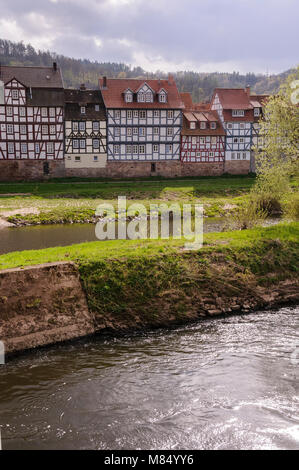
[0,159,249,181]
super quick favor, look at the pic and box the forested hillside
[0,39,293,101]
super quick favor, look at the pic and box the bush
[284,194,299,221]
[227,200,268,230]
[252,192,283,216]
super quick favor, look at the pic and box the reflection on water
[0,218,227,254]
[0,306,298,450]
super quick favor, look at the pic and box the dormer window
[210,122,216,129]
[81,106,86,114]
[254,108,260,117]
[125,92,133,103]
[232,109,245,117]
[200,122,206,129]
[158,91,167,103]
[137,92,145,102]
[12,90,19,100]
[190,122,196,130]
[145,92,153,102]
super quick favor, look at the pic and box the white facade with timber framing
[99,75,184,167]
[0,63,64,165]
[211,87,268,171]
[64,86,107,169]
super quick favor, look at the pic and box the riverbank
[0,223,298,355]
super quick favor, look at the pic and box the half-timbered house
[64,85,107,171]
[99,75,184,176]
[180,93,225,170]
[0,63,64,171]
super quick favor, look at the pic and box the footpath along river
[0,306,298,450]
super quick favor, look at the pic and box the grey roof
[0,65,63,89]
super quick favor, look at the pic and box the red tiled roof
[213,88,253,110]
[180,92,193,110]
[99,77,184,109]
[0,65,63,89]
[250,94,269,106]
[182,109,225,136]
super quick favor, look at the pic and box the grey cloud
[0,0,298,72]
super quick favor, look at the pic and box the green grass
[0,222,297,271]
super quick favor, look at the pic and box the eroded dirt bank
[0,262,94,354]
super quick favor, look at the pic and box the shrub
[284,194,299,221]
[226,200,268,230]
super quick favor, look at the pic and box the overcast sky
[0,0,298,74]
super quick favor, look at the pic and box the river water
[0,306,298,450]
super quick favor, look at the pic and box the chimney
[168,73,174,85]
[245,85,250,98]
[102,76,107,89]
[53,62,57,72]
[80,83,86,91]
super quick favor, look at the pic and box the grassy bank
[0,175,257,225]
[0,223,297,328]
[0,175,298,226]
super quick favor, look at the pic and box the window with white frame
[139,127,145,136]
[7,106,13,116]
[127,110,132,119]
[126,145,132,153]
[93,139,99,148]
[137,92,145,102]
[115,127,120,136]
[95,104,100,112]
[125,92,133,103]
[167,128,173,136]
[80,140,86,149]
[153,144,158,152]
[139,111,146,119]
[93,122,99,131]
[254,108,260,117]
[154,110,159,118]
[190,122,196,129]
[21,143,27,153]
[239,137,244,143]
[139,145,145,154]
[211,137,217,144]
[114,144,120,153]
[127,128,132,136]
[115,110,120,119]
[47,142,54,154]
[42,125,48,135]
[237,152,241,159]
[35,143,40,154]
[167,110,173,119]
[227,123,233,129]
[8,143,14,153]
[242,152,247,159]
[19,107,25,117]
[209,152,214,157]
[133,110,138,118]
[73,122,79,132]
[50,125,56,135]
[200,137,205,144]
[49,108,55,117]
[145,92,153,102]
[166,144,172,154]
[7,124,13,134]
[232,109,245,117]
[12,89,19,100]
[133,145,138,154]
[159,92,166,103]
[153,127,159,135]
[79,122,85,131]
[240,123,245,129]
[80,106,86,114]
[73,140,79,149]
[41,107,47,117]
[133,127,138,135]
[200,122,206,129]
[232,152,235,159]
[210,122,216,129]
[20,125,26,134]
